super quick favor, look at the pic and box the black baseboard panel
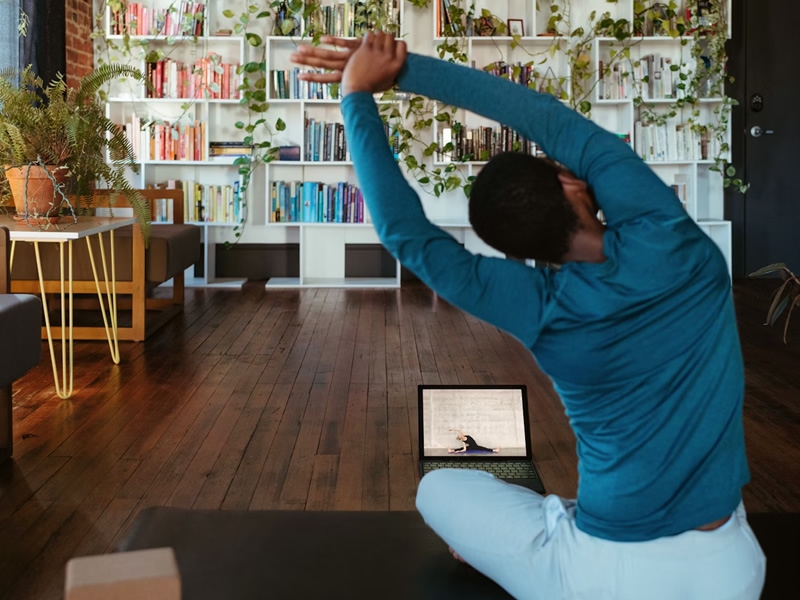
[212,244,300,280]
[209,243,418,282]
[344,245,396,278]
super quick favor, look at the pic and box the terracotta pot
[4,164,70,223]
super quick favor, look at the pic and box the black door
[728,0,800,277]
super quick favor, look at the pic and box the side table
[1,216,136,399]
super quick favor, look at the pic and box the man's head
[468,152,584,263]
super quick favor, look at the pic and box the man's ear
[558,172,587,191]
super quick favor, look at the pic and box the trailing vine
[628,0,745,191]
[382,0,513,198]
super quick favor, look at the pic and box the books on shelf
[148,121,206,161]
[598,60,633,100]
[271,68,342,100]
[146,55,240,100]
[118,115,207,162]
[634,121,716,162]
[111,2,206,36]
[384,123,400,160]
[270,181,364,224]
[484,61,536,87]
[279,145,301,161]
[304,115,349,162]
[671,175,690,212]
[437,0,467,37]
[483,61,565,98]
[154,178,245,224]
[306,0,400,37]
[437,122,537,162]
[209,141,253,158]
[600,54,687,101]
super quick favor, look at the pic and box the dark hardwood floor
[0,279,798,599]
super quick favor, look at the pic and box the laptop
[418,384,545,493]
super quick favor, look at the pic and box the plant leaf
[765,279,791,325]
[749,263,786,278]
[769,295,791,327]
[782,295,800,343]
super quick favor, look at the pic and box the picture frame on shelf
[507,19,524,37]
[695,0,714,27]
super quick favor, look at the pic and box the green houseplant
[749,263,800,343]
[0,64,150,234]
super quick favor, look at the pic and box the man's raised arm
[334,33,550,348]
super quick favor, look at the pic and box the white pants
[416,469,766,600]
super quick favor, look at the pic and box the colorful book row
[270,180,364,223]
[154,179,245,224]
[146,55,240,100]
[111,2,205,37]
[120,114,208,162]
[437,123,538,162]
[271,68,341,101]
[304,117,349,162]
[634,121,716,162]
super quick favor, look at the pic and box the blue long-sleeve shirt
[341,53,748,542]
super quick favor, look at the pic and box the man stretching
[291,33,765,600]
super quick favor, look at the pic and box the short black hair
[468,152,579,264]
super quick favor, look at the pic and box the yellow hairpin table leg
[86,231,120,364]
[34,240,74,399]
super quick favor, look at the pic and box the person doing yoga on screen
[447,428,500,454]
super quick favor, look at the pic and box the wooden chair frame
[10,189,189,342]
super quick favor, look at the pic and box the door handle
[750,126,775,137]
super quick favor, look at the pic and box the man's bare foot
[493,448,500,453]
[449,547,467,564]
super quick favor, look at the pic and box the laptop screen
[418,385,530,459]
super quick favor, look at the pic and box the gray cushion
[9,224,200,285]
[0,294,41,387]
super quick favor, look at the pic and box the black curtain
[19,0,65,85]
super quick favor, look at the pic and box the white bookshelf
[100,0,733,286]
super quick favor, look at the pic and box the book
[279,145,301,161]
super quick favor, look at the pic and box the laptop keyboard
[422,460,540,480]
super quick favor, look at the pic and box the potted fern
[0,64,150,233]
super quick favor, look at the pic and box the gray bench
[0,227,41,463]
[117,508,794,599]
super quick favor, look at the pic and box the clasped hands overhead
[290,31,407,98]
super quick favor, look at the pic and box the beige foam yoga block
[65,547,180,600]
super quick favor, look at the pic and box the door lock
[750,126,774,138]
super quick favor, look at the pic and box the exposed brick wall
[65,0,94,89]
